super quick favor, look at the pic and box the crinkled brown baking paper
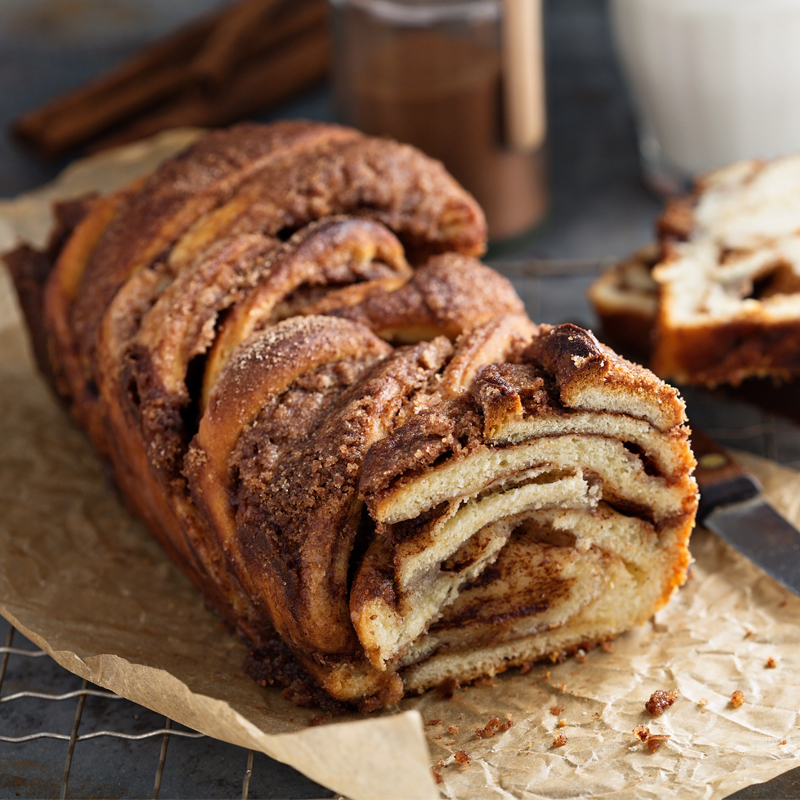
[1,132,799,800]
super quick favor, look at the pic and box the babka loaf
[590,154,800,386]
[6,121,697,709]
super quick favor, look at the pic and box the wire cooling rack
[2,261,799,798]
[0,618,338,799]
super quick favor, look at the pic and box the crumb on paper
[731,690,745,708]
[454,750,472,766]
[601,640,615,654]
[475,717,513,739]
[307,714,324,727]
[645,689,679,716]
[550,705,565,716]
[552,734,568,748]
[426,718,443,726]
[556,682,567,692]
[780,740,788,746]
[431,767,443,784]
[698,698,708,707]
[766,657,778,669]
[633,726,671,752]
[475,718,501,739]
[646,735,671,752]
[448,725,459,735]
[558,719,568,728]
[744,630,753,638]
[633,725,650,742]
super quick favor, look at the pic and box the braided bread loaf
[7,122,697,710]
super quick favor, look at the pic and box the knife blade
[692,429,800,597]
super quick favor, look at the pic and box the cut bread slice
[352,323,696,689]
[591,154,800,386]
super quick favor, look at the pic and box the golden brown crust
[233,338,451,656]
[203,216,412,405]
[94,234,282,618]
[42,192,128,450]
[325,253,525,343]
[525,323,686,431]
[652,314,800,386]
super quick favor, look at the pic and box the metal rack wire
[1,262,799,798]
[0,615,338,798]
[0,622,251,799]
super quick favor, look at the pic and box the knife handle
[691,428,761,524]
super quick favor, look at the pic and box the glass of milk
[610,0,800,193]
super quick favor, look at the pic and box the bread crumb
[601,641,616,654]
[550,705,565,716]
[552,734,568,748]
[454,750,472,765]
[698,698,708,707]
[645,689,679,716]
[426,718,443,726]
[558,719,568,728]
[766,657,778,669]
[731,690,745,708]
[556,682,567,692]
[744,630,753,638]
[431,767,443,784]
[646,734,670,752]
[448,725,459,735]
[633,726,671,752]
[475,718,500,739]
[780,740,788,746]
[307,715,324,727]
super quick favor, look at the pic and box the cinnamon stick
[12,11,222,150]
[190,0,286,89]
[94,27,330,152]
[12,0,328,159]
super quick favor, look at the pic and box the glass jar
[329,0,548,244]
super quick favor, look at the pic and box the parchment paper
[1,132,799,800]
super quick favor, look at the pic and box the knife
[692,429,800,597]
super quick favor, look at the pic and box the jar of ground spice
[330,0,548,244]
